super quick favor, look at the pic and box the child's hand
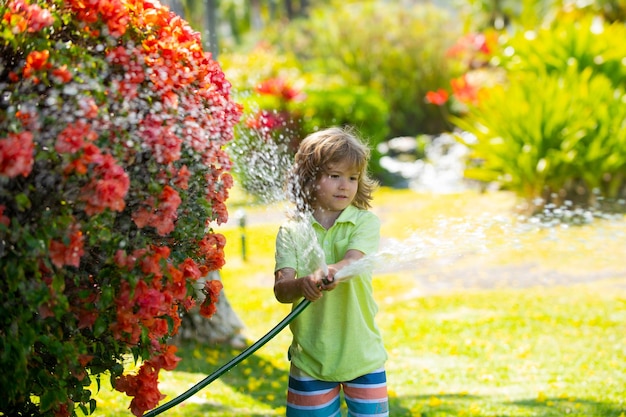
[300,274,324,301]
[301,269,337,301]
[319,268,338,292]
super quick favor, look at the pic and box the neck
[313,208,342,229]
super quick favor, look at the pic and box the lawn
[81,188,626,417]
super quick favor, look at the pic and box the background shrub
[222,44,389,198]
[452,12,626,211]
[498,14,626,88]
[267,1,463,137]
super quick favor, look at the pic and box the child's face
[313,160,359,212]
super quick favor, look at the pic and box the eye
[350,176,359,181]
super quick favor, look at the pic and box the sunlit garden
[1,0,625,416]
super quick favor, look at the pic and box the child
[274,126,389,417]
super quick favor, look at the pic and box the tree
[0,0,241,416]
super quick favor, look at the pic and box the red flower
[53,403,71,417]
[447,33,495,59]
[66,0,129,38]
[4,10,27,33]
[0,131,34,178]
[246,110,285,133]
[182,296,196,311]
[78,354,94,367]
[0,205,10,227]
[166,264,187,301]
[80,154,130,215]
[451,74,480,105]
[63,143,104,175]
[139,245,170,278]
[23,49,51,78]
[197,232,226,272]
[173,165,190,190]
[56,121,97,154]
[132,186,181,236]
[114,363,165,417]
[51,65,73,83]
[179,257,201,281]
[425,88,449,106]
[148,344,181,371]
[199,279,222,318]
[256,77,302,101]
[49,224,85,268]
[15,109,38,130]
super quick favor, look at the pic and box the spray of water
[229,124,626,286]
[335,209,626,284]
[335,214,496,282]
[286,210,329,277]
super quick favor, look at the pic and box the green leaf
[14,193,31,211]
[93,316,107,337]
[39,389,58,412]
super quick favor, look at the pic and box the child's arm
[274,267,327,303]
[326,249,364,281]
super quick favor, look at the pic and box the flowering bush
[424,31,501,118]
[0,1,241,416]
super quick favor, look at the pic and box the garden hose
[142,298,311,417]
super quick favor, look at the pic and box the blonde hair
[287,126,378,212]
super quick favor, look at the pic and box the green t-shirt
[274,205,387,381]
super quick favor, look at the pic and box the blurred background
[160,0,626,216]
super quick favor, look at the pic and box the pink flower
[0,131,34,177]
[80,154,130,215]
[7,0,54,33]
[139,115,182,164]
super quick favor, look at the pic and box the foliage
[0,1,241,416]
[451,13,626,210]
[221,43,389,199]
[296,84,389,147]
[457,0,626,30]
[456,0,560,29]
[294,83,389,179]
[268,1,463,137]
[498,13,626,89]
[452,67,626,209]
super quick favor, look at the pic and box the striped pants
[286,365,389,417]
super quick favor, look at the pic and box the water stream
[231,128,626,287]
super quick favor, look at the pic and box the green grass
[81,188,626,417]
